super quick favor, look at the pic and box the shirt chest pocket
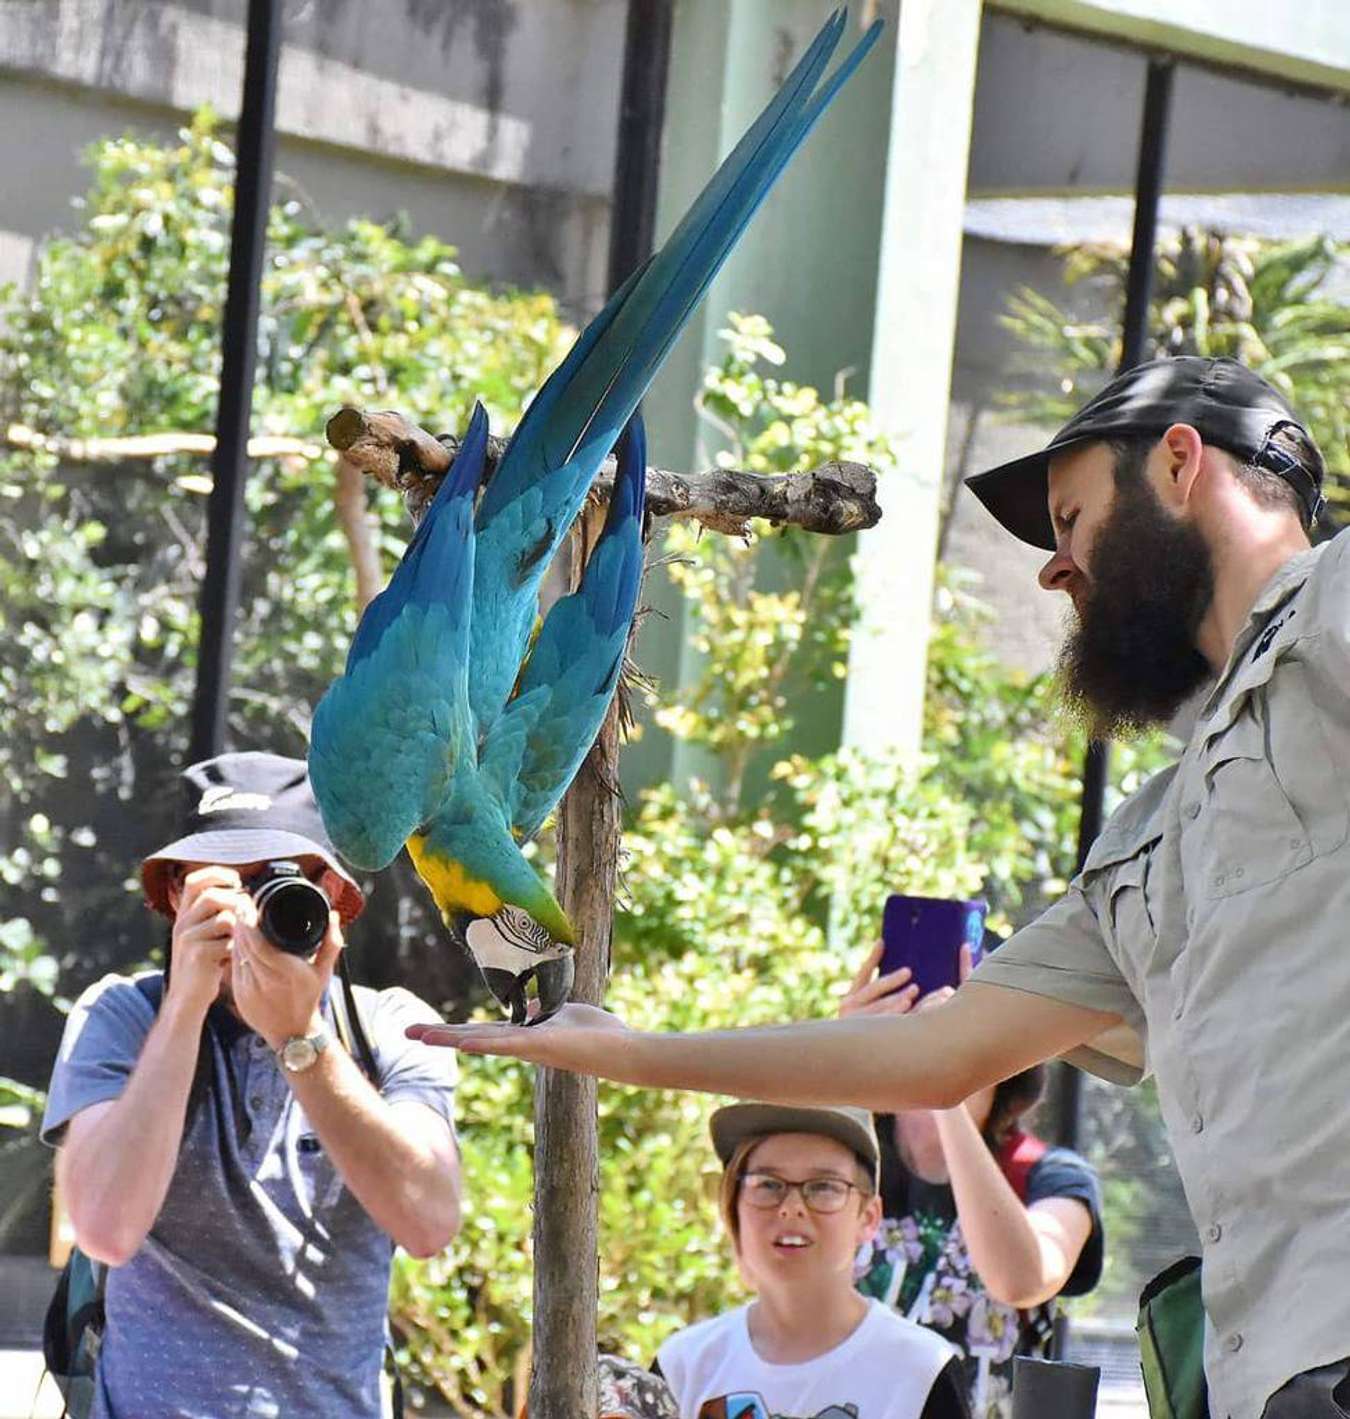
[1102,851,1157,955]
[1083,833,1166,996]
[1194,660,1349,900]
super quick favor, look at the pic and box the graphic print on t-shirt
[698,1395,861,1419]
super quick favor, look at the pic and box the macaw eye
[465,909,554,962]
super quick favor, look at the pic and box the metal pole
[1050,53,1173,1363]
[1053,56,1174,1155]
[606,0,675,291]
[528,6,671,1416]
[188,0,283,762]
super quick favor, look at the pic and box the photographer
[42,752,461,1419]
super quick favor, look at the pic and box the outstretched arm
[408,981,1116,1112]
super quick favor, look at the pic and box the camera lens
[250,861,331,956]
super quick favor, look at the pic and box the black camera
[249,860,330,956]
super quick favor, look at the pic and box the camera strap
[331,953,379,1082]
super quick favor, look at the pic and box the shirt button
[1232,866,1244,879]
[1225,1332,1243,1353]
[1214,873,1226,888]
[1191,1114,1204,1133]
[1185,802,1201,820]
[1173,1000,1184,1021]
[1207,1223,1222,1243]
[1290,837,1302,851]
[250,1095,264,1110]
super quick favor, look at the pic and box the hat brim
[965,426,1116,552]
[142,828,364,923]
[964,448,1060,552]
[710,1102,879,1186]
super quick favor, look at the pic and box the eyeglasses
[738,1171,866,1214]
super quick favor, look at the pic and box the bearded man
[410,358,1346,1419]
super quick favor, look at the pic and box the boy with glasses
[654,1103,967,1419]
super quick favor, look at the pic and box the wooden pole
[529,699,623,1417]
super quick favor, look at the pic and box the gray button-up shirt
[975,530,1350,1419]
[44,972,458,1419]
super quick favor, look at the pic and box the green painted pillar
[844,0,984,755]
[631,1,896,793]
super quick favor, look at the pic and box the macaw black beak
[481,952,575,1026]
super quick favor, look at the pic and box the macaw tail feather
[469,9,882,730]
[479,413,648,842]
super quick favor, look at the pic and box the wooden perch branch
[326,406,881,538]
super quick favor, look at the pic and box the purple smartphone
[880,893,987,998]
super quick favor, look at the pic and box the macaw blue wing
[309,404,489,869]
[467,9,883,733]
[479,415,647,842]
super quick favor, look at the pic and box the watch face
[281,1037,319,1072]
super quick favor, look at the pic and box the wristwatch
[278,1026,330,1074]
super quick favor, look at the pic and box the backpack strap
[328,957,402,1419]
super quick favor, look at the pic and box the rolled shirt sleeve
[973,884,1147,1086]
[362,986,459,1133]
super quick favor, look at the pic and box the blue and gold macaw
[309,10,881,1022]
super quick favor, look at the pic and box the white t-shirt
[657,1298,956,1419]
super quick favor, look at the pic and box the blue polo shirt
[43,971,458,1419]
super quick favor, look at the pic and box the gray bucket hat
[141,752,364,922]
[710,1101,880,1187]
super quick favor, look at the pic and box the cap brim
[142,828,364,922]
[964,448,1060,552]
[710,1102,879,1185]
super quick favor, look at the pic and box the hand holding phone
[879,894,986,1001]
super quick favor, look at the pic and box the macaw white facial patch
[465,906,568,977]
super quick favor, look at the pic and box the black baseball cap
[966,356,1324,551]
[142,752,363,922]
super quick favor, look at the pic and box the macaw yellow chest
[406,834,504,919]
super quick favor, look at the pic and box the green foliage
[0,111,569,1251]
[0,110,570,1006]
[1000,227,1350,524]
[657,314,895,808]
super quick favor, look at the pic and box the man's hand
[231,907,342,1052]
[407,1002,630,1070]
[168,866,246,1018]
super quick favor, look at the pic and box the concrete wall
[0,0,625,310]
[991,0,1350,93]
[972,12,1350,197]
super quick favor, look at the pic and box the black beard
[1056,477,1214,739]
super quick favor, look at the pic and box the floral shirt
[854,1129,1102,1419]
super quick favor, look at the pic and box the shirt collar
[1200,541,1324,718]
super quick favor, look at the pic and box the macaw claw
[481,951,575,1026]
